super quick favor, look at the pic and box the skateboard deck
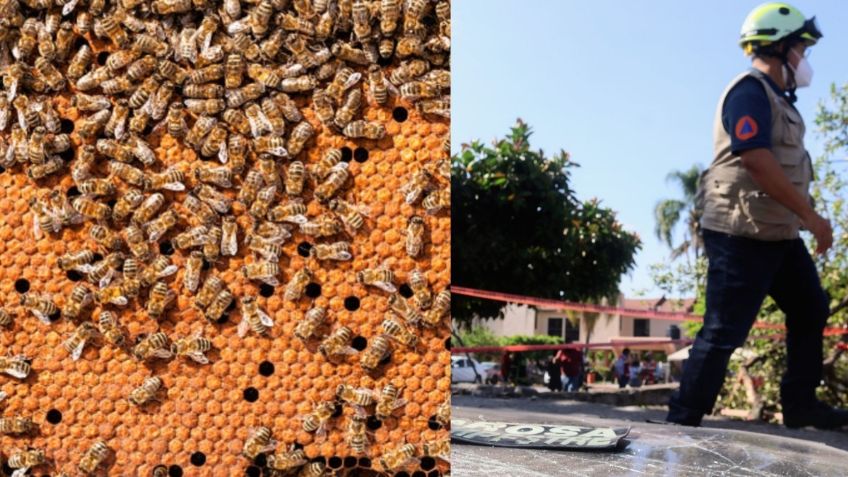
[451,418,630,450]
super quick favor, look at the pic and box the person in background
[629,352,643,388]
[613,348,631,389]
[559,347,583,392]
[500,352,512,385]
[546,353,562,391]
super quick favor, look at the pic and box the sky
[452,1,848,298]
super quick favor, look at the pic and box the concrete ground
[452,395,848,476]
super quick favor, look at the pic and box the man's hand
[801,211,833,254]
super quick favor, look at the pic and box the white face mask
[783,50,813,88]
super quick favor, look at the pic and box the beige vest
[695,69,813,241]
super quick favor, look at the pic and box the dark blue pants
[667,229,829,425]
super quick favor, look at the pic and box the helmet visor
[799,17,823,43]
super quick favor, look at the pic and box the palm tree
[654,165,703,262]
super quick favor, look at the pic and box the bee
[421,438,450,460]
[313,162,349,203]
[249,185,276,220]
[283,161,306,197]
[140,255,179,288]
[58,250,96,273]
[346,413,369,455]
[123,224,150,261]
[294,306,326,342]
[200,285,231,321]
[422,188,450,214]
[328,199,368,233]
[226,82,265,109]
[171,225,208,250]
[108,162,144,189]
[242,426,276,460]
[336,384,374,407]
[195,275,224,310]
[0,309,13,328]
[311,241,352,261]
[252,221,292,245]
[284,267,313,302]
[266,447,307,472]
[183,194,219,226]
[126,56,158,82]
[145,208,179,243]
[419,98,451,118]
[382,316,419,348]
[260,29,286,59]
[222,108,252,136]
[78,178,116,198]
[286,121,314,157]
[27,126,47,164]
[242,260,280,287]
[132,332,172,361]
[388,293,423,325]
[334,88,361,130]
[62,321,97,361]
[131,193,165,225]
[156,59,188,83]
[188,64,224,85]
[299,461,327,477]
[311,148,342,180]
[401,169,432,205]
[433,397,450,428]
[375,383,406,420]
[302,401,336,438]
[78,440,109,474]
[396,35,425,59]
[146,282,175,320]
[380,0,400,34]
[28,196,57,239]
[405,215,425,257]
[315,8,336,39]
[273,93,302,122]
[299,215,343,238]
[279,74,318,93]
[161,104,187,140]
[244,103,273,138]
[104,101,130,140]
[260,98,286,135]
[280,12,315,35]
[224,53,244,89]
[76,66,111,93]
[0,355,31,379]
[326,67,362,105]
[379,443,417,472]
[185,116,218,150]
[350,0,372,39]
[312,89,335,128]
[0,416,36,435]
[267,200,307,224]
[379,38,395,59]
[254,137,289,159]
[356,267,396,293]
[171,331,212,364]
[389,59,429,85]
[221,216,238,256]
[318,326,356,361]
[34,57,66,90]
[182,251,204,293]
[97,311,125,348]
[50,190,84,228]
[342,120,385,140]
[67,44,93,80]
[250,0,274,36]
[409,269,432,309]
[128,376,163,405]
[423,289,450,327]
[368,64,392,105]
[87,252,125,289]
[184,98,226,115]
[62,284,93,321]
[193,165,233,189]
[130,135,156,166]
[247,236,284,261]
[238,296,273,337]
[144,168,186,193]
[27,157,64,181]
[331,41,370,65]
[239,169,264,206]
[95,280,136,306]
[20,293,59,324]
[7,448,46,474]
[195,184,232,214]
[245,64,281,92]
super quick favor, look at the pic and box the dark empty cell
[142,120,155,136]
[413,472,427,477]
[253,453,267,467]
[331,402,343,418]
[395,472,410,477]
[151,466,168,476]
[340,146,353,162]
[428,471,442,477]
[59,147,75,162]
[420,457,436,471]
[258,361,275,376]
[92,252,104,262]
[97,51,110,65]
[72,36,88,52]
[201,260,211,271]
[427,416,442,431]
[49,310,61,322]
[398,284,414,298]
[216,314,229,324]
[45,409,62,424]
[60,118,75,134]
[259,284,274,298]
[159,241,175,256]
[328,457,343,470]
[305,282,321,298]
[343,296,360,311]
[312,457,326,466]
[243,387,259,402]
[297,241,313,257]
[190,452,206,466]
[293,442,304,450]
[344,456,358,468]
[66,186,81,198]
[379,353,392,366]
[245,466,261,477]
[66,269,83,282]
[358,457,371,468]
[351,336,367,351]
[0,166,4,174]
[168,465,183,477]
[14,278,29,294]
[377,55,393,67]
[353,147,368,163]
[444,338,450,350]
[226,300,237,312]
[392,106,409,123]
[422,15,437,26]
[106,198,118,208]
[365,416,382,430]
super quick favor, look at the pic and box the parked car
[451,356,489,383]
[483,363,501,384]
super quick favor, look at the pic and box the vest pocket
[778,110,804,147]
[740,190,795,225]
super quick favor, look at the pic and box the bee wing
[97,269,115,289]
[335,251,352,261]
[32,212,42,239]
[352,404,368,419]
[237,318,250,338]
[11,468,28,477]
[222,232,237,256]
[163,181,186,192]
[385,78,400,97]
[62,0,79,15]
[158,265,179,279]
[4,366,28,379]
[109,296,128,306]
[152,348,173,359]
[343,72,362,90]
[261,438,278,454]
[391,398,407,411]
[376,282,397,293]
[188,352,209,364]
[262,276,280,287]
[31,309,52,325]
[65,336,87,361]
[74,263,94,274]
[258,309,274,327]
[217,140,228,164]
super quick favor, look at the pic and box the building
[470,295,696,345]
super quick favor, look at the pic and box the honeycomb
[0,2,451,476]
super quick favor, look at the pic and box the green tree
[653,165,704,262]
[451,119,642,326]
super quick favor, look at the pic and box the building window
[547,318,563,338]
[565,319,579,343]
[634,319,650,337]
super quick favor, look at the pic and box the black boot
[783,401,848,430]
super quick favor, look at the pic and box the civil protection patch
[735,115,759,140]
[451,418,630,450]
